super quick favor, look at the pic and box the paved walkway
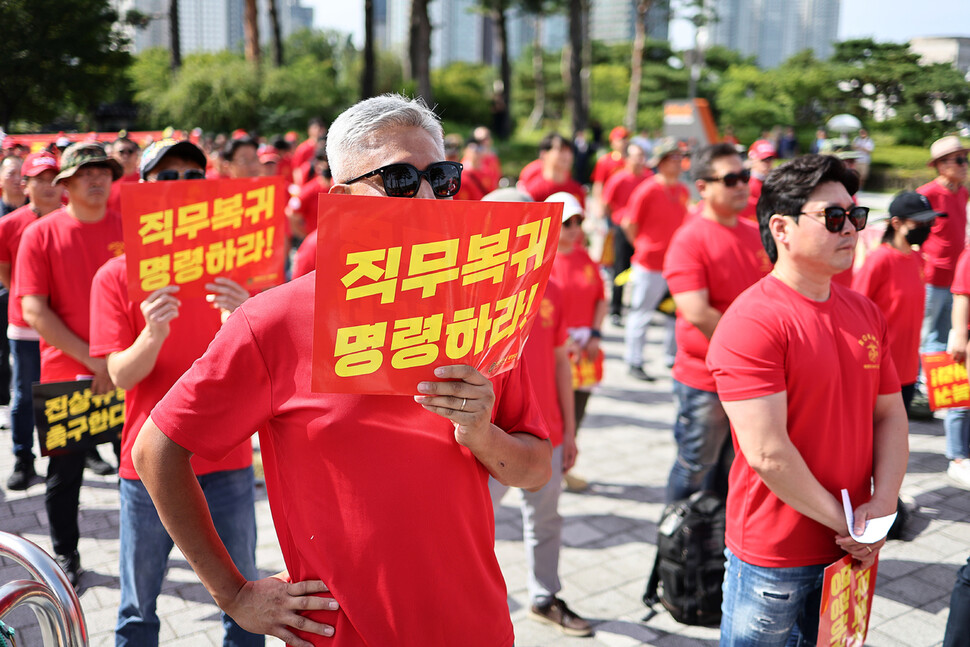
[1,189,965,646]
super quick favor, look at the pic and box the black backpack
[642,490,726,627]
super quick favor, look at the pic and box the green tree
[0,0,131,130]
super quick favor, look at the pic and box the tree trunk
[268,0,283,67]
[580,0,591,126]
[362,0,376,98]
[526,15,545,130]
[408,0,433,105]
[243,0,260,64]
[567,0,586,133]
[169,0,181,71]
[492,0,512,138]
[625,0,651,131]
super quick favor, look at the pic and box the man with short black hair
[661,143,771,503]
[519,133,586,205]
[223,137,262,179]
[708,154,908,645]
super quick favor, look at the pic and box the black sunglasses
[701,169,751,188]
[344,161,462,198]
[942,156,969,166]
[563,215,584,228]
[155,169,206,181]
[793,205,869,233]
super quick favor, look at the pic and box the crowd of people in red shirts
[0,108,968,646]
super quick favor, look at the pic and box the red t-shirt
[707,276,900,568]
[455,167,487,201]
[551,247,604,329]
[602,168,652,225]
[293,229,318,278]
[624,178,689,271]
[0,204,44,327]
[918,180,969,287]
[88,255,252,480]
[15,208,124,381]
[107,171,140,216]
[296,175,331,235]
[663,217,772,391]
[478,152,501,193]
[150,274,549,647]
[523,281,569,448]
[590,151,624,184]
[291,139,317,184]
[518,159,542,185]
[520,174,586,206]
[852,244,925,385]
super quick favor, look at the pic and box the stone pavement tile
[868,607,949,647]
[878,574,951,613]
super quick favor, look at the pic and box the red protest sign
[120,177,286,301]
[311,194,562,395]
[817,554,877,646]
[921,352,970,410]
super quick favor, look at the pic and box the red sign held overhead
[120,177,287,301]
[311,194,562,395]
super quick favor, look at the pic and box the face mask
[905,225,931,247]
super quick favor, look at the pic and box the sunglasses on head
[344,161,462,198]
[155,169,206,181]
[563,215,584,228]
[793,205,869,233]
[701,169,751,188]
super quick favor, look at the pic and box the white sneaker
[947,460,970,488]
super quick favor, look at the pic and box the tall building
[378,0,669,69]
[708,0,840,68]
[113,0,315,55]
[590,0,669,44]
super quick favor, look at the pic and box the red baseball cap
[2,137,18,150]
[22,152,60,177]
[748,139,777,161]
[610,126,630,141]
[259,151,281,164]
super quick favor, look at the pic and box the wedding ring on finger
[865,546,872,554]
[460,398,467,412]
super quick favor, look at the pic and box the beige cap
[928,136,970,166]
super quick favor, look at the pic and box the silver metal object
[0,531,87,646]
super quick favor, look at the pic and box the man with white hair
[133,94,552,647]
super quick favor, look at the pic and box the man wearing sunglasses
[133,94,551,647]
[88,138,261,646]
[107,136,142,216]
[660,143,772,506]
[16,142,126,588]
[705,154,908,646]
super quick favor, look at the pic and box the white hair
[326,94,444,183]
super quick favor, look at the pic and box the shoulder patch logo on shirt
[858,333,880,368]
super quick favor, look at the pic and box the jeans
[9,339,40,457]
[921,284,952,354]
[720,547,825,647]
[945,407,970,460]
[116,468,263,647]
[943,555,970,647]
[624,264,674,367]
[667,380,733,504]
[489,445,564,606]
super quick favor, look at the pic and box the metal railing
[0,531,87,646]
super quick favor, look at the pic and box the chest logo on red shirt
[108,240,125,257]
[858,333,880,368]
[539,297,555,327]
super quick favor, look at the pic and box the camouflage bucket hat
[53,142,123,185]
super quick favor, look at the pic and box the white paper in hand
[841,489,897,544]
